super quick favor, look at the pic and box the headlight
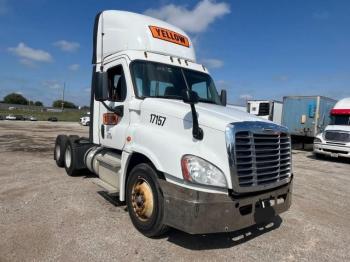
[181,155,227,188]
[314,137,322,143]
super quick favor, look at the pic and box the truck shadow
[164,215,282,250]
[97,191,126,207]
[307,154,350,164]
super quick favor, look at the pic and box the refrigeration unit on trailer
[53,10,293,237]
[314,97,350,159]
[282,96,336,140]
[247,100,283,125]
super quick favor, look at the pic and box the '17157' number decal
[150,114,166,126]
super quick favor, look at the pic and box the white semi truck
[314,97,350,159]
[80,114,90,126]
[54,10,292,237]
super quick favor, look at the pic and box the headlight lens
[314,137,322,143]
[181,155,227,188]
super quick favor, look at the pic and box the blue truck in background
[282,96,337,141]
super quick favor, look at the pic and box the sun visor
[92,10,196,64]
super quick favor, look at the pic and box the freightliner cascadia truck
[54,10,293,237]
[314,97,350,159]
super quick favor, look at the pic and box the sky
[0,0,349,106]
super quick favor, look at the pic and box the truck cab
[54,10,292,237]
[314,97,350,159]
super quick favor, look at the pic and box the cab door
[99,58,130,150]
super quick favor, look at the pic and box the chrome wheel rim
[131,178,154,221]
[65,146,71,168]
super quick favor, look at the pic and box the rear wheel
[126,163,168,237]
[64,138,80,176]
[54,135,68,167]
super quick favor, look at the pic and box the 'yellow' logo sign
[149,26,190,48]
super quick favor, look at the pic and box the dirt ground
[0,121,349,262]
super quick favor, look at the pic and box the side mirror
[94,72,109,102]
[182,89,199,104]
[220,89,227,106]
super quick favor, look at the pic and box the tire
[54,135,68,167]
[69,135,79,142]
[314,153,325,159]
[126,163,169,237]
[64,138,80,176]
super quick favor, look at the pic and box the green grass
[0,109,87,122]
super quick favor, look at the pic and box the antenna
[61,82,65,111]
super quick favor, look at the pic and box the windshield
[331,115,350,125]
[131,61,222,105]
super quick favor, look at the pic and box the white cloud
[216,80,229,89]
[200,58,224,69]
[312,11,330,20]
[15,91,23,95]
[239,94,253,101]
[19,59,36,68]
[42,80,62,90]
[144,0,230,33]
[53,40,80,52]
[274,75,289,82]
[68,64,80,71]
[8,42,53,63]
[0,0,9,16]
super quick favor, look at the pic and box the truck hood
[141,98,268,131]
[325,125,350,132]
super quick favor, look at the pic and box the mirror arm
[101,101,124,117]
[190,104,203,140]
[180,69,203,140]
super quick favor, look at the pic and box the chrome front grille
[226,121,292,193]
[325,131,350,143]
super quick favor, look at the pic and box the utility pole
[61,82,65,111]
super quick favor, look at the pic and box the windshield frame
[129,59,222,105]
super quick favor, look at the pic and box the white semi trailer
[54,10,292,237]
[247,100,283,125]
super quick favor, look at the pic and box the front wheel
[126,163,168,237]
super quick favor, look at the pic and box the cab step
[91,178,119,194]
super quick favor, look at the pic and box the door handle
[101,124,105,139]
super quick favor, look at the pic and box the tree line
[1,93,78,108]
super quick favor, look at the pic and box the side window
[192,81,210,100]
[107,65,127,102]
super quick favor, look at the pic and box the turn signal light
[103,113,119,125]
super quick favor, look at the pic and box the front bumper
[314,143,350,158]
[159,178,292,234]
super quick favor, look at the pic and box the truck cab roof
[93,10,196,65]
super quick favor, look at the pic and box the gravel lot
[0,121,349,261]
